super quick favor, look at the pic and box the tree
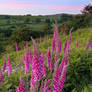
[0,45,4,54]
[59,14,72,23]
[6,20,11,24]
[81,4,92,26]
[82,4,92,14]
[40,24,52,34]
[35,18,41,23]
[4,15,10,19]
[24,18,30,23]
[45,18,51,24]
[10,26,31,43]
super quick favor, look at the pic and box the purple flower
[54,26,59,41]
[67,31,71,55]
[40,36,42,43]
[40,81,44,92]
[23,43,31,74]
[86,42,92,51]
[69,31,71,45]
[89,44,92,47]
[58,39,61,54]
[44,80,49,92]
[51,37,55,52]
[53,50,68,92]
[50,60,53,73]
[30,74,34,90]
[24,50,30,74]
[16,78,26,92]
[54,53,58,62]
[58,52,68,91]
[76,40,79,48]
[16,44,18,52]
[1,58,7,72]
[48,79,51,83]
[47,48,51,67]
[42,48,45,59]
[29,50,32,63]
[42,65,47,77]
[52,25,62,54]
[59,64,68,91]
[32,42,44,81]
[64,38,68,54]
[86,42,89,51]
[39,54,47,77]
[8,56,12,76]
[0,70,4,84]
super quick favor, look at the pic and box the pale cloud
[0,1,84,15]
[0,1,83,10]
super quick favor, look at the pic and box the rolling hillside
[0,26,92,92]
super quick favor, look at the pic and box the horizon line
[0,12,81,16]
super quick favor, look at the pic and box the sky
[0,0,92,15]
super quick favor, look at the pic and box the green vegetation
[0,4,92,55]
[0,26,92,92]
[0,4,92,92]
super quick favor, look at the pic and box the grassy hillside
[1,26,92,63]
[0,26,92,92]
[0,14,73,54]
[0,13,92,55]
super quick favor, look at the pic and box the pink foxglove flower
[89,44,92,47]
[53,49,68,92]
[8,56,12,76]
[67,31,71,55]
[52,25,62,54]
[24,49,30,74]
[42,65,47,77]
[54,53,58,62]
[69,31,71,44]
[59,64,67,92]
[44,80,49,92]
[54,26,59,41]
[64,38,68,54]
[40,36,42,43]
[40,81,44,92]
[58,39,61,54]
[52,37,55,52]
[23,43,31,74]
[47,48,51,67]
[76,40,79,48]
[42,48,45,59]
[39,53,46,77]
[86,42,89,51]
[16,43,18,52]
[86,43,92,51]
[16,78,26,92]
[0,70,4,84]
[58,52,68,91]
[29,50,32,63]
[32,39,44,81]
[30,74,34,90]
[2,58,7,72]
[50,60,53,73]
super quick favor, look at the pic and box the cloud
[0,2,36,9]
[0,1,83,9]
[0,1,83,14]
